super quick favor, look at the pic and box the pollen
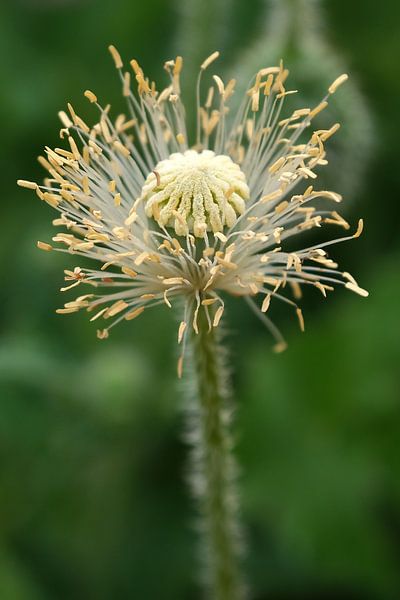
[141,150,250,237]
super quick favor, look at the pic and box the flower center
[141,150,250,237]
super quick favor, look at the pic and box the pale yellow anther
[17,179,37,190]
[130,59,142,77]
[173,56,183,75]
[113,140,130,157]
[97,329,109,340]
[84,90,97,103]
[345,282,369,297]
[213,75,225,95]
[37,241,53,251]
[261,295,271,313]
[58,111,73,128]
[296,308,305,332]
[329,74,348,94]
[123,72,131,97]
[201,51,220,71]
[108,45,123,69]
[309,101,328,118]
[125,306,145,320]
[141,150,249,237]
[354,218,364,238]
[178,321,187,344]
[213,305,224,327]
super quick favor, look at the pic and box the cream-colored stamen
[141,150,249,237]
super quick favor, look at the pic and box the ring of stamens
[141,150,250,237]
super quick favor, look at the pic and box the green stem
[186,310,245,600]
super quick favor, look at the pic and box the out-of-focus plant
[176,0,374,199]
[173,0,234,101]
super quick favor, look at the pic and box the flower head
[18,47,367,375]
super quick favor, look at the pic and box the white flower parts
[18,48,367,375]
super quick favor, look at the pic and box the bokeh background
[1,0,399,598]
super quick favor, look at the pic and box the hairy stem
[185,311,245,600]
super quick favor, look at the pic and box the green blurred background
[1,0,399,598]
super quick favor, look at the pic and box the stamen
[213,305,224,327]
[329,74,348,94]
[108,45,123,69]
[84,90,97,103]
[22,48,366,352]
[37,241,53,251]
[201,51,220,71]
[17,179,37,189]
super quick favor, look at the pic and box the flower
[18,46,368,375]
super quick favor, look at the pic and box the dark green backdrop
[1,0,399,598]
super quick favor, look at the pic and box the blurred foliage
[1,0,400,598]
[229,0,374,199]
